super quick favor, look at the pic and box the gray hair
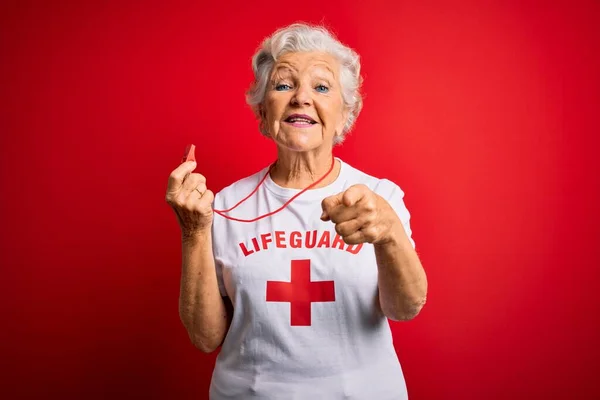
[246,23,363,145]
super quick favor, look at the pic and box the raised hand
[320,184,398,245]
[165,149,214,239]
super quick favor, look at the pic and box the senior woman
[166,23,427,400]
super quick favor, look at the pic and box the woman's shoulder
[341,159,403,198]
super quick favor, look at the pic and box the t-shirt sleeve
[383,180,416,250]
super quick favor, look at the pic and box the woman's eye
[275,84,291,91]
[315,85,329,93]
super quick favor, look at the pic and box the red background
[1,1,599,399]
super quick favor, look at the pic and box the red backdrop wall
[1,1,599,399]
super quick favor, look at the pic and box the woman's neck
[270,152,340,189]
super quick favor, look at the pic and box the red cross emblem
[266,259,336,326]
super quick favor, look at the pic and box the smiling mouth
[284,115,317,125]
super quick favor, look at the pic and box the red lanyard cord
[212,156,336,223]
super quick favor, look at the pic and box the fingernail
[320,211,328,220]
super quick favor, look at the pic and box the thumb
[181,160,197,174]
[168,159,197,193]
[167,146,198,197]
[180,144,198,176]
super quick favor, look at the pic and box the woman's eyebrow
[312,71,335,85]
[274,63,297,73]
[270,72,292,85]
[311,63,336,78]
[312,72,334,82]
[270,65,294,80]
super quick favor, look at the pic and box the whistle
[182,144,196,163]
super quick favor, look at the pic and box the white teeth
[288,118,313,123]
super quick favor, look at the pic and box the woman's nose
[291,85,313,106]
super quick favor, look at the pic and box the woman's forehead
[273,52,339,77]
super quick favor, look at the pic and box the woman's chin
[276,133,322,152]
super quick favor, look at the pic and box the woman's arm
[374,224,427,321]
[321,183,428,321]
[178,231,232,353]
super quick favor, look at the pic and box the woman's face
[262,51,349,152]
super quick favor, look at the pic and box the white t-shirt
[209,157,416,400]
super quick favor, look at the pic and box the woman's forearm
[375,224,427,321]
[178,231,230,353]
